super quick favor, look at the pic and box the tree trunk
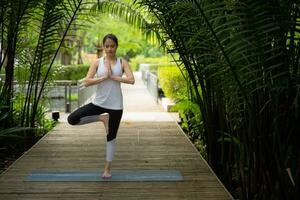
[77,35,83,64]
[61,51,72,65]
[3,10,17,127]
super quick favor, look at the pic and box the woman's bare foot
[99,113,109,135]
[102,170,112,179]
[102,161,112,179]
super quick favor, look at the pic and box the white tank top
[92,57,123,110]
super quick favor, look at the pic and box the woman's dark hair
[103,34,118,47]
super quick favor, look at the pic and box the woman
[67,34,135,179]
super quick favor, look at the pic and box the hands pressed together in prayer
[103,59,114,80]
[84,56,134,87]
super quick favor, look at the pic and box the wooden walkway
[0,72,233,200]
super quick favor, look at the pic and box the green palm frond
[90,0,160,45]
[9,0,87,127]
[133,0,299,199]
[0,127,32,139]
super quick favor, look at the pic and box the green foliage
[33,105,57,137]
[172,100,206,159]
[0,0,86,129]
[70,94,78,101]
[12,92,57,138]
[157,65,187,102]
[79,13,162,59]
[0,82,56,173]
[53,65,89,80]
[135,0,300,199]
[91,0,160,47]
[0,0,85,171]
[0,102,29,141]
[130,55,170,71]
[156,64,206,157]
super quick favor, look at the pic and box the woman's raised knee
[67,114,78,125]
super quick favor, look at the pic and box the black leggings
[67,103,123,141]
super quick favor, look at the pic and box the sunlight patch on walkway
[122,112,179,122]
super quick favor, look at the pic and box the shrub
[53,64,89,80]
[157,65,206,158]
[172,101,206,159]
[157,65,187,102]
[129,55,171,71]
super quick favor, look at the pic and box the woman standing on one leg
[67,34,135,179]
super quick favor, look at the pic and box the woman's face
[103,38,117,57]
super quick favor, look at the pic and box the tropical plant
[94,0,300,199]
[0,81,32,171]
[157,65,187,102]
[91,0,159,46]
[131,0,300,199]
[172,100,206,157]
[1,0,299,199]
[0,0,87,128]
[52,64,89,80]
[0,82,30,139]
[0,0,88,173]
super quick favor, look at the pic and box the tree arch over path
[1,0,299,199]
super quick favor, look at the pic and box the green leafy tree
[133,0,300,199]
[80,13,161,60]
[0,0,87,140]
[96,0,300,199]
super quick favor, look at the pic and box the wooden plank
[0,121,233,199]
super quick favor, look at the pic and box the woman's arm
[110,59,135,84]
[84,59,109,87]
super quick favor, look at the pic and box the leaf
[0,127,32,138]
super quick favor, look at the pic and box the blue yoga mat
[26,170,183,182]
